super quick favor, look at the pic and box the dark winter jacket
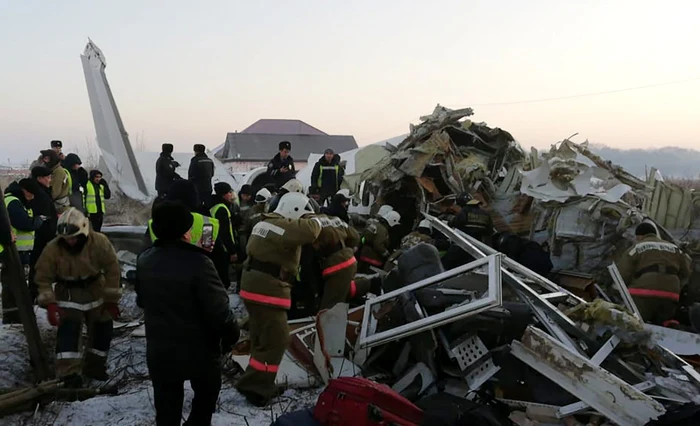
[4,182,43,233]
[30,182,57,243]
[135,240,239,380]
[211,196,237,255]
[62,154,88,192]
[155,152,181,195]
[188,153,215,202]
[266,153,296,189]
[310,154,343,196]
[321,198,350,225]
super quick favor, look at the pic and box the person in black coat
[188,144,215,208]
[266,141,296,190]
[4,179,45,265]
[29,166,57,300]
[62,153,88,212]
[136,201,239,426]
[310,149,344,206]
[210,183,238,289]
[321,192,351,225]
[155,143,181,198]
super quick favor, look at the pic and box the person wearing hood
[155,143,181,198]
[266,141,296,190]
[35,208,121,384]
[321,191,351,225]
[39,150,71,215]
[2,179,46,323]
[85,170,111,232]
[62,153,88,212]
[210,182,238,288]
[357,209,401,274]
[400,220,436,251]
[30,140,65,170]
[136,201,240,426]
[238,184,255,213]
[310,148,344,206]
[188,144,215,208]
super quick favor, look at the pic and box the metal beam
[511,327,666,426]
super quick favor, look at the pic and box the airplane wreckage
[5,40,700,424]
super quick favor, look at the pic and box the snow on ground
[0,287,322,426]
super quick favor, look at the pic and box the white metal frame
[357,254,503,349]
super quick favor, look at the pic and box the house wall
[223,160,308,174]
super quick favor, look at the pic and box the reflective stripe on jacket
[4,195,34,252]
[84,181,105,214]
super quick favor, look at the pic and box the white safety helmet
[377,205,394,217]
[336,188,351,199]
[57,207,90,238]
[281,179,304,194]
[255,188,272,204]
[382,210,401,228]
[418,219,432,231]
[274,192,315,220]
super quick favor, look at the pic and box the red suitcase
[314,377,424,426]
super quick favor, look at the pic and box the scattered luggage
[314,377,424,425]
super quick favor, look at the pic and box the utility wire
[457,76,700,107]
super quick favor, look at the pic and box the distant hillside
[587,145,700,179]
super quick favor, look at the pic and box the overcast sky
[1,0,699,164]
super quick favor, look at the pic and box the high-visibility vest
[148,212,219,249]
[210,203,235,251]
[317,165,340,189]
[65,169,72,191]
[84,181,105,214]
[3,195,34,252]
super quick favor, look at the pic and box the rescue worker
[136,201,240,426]
[30,140,65,170]
[357,209,401,273]
[400,219,435,250]
[242,188,272,238]
[4,179,44,265]
[313,212,361,310]
[62,153,88,212]
[451,192,494,244]
[617,223,691,327]
[210,182,238,288]
[322,190,351,225]
[235,192,322,407]
[266,179,305,214]
[155,143,181,198]
[310,148,344,206]
[84,170,111,232]
[35,208,121,383]
[29,166,58,301]
[266,141,296,190]
[188,144,215,208]
[39,150,71,215]
[2,179,45,323]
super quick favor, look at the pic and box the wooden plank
[0,185,51,382]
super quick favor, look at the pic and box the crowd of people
[1,138,693,426]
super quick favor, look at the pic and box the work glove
[47,303,61,326]
[104,303,120,320]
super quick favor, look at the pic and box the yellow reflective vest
[3,195,34,252]
[210,203,235,251]
[84,181,105,214]
[317,165,340,188]
[148,212,219,250]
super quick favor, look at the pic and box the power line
[456,76,700,107]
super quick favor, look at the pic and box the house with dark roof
[214,119,358,173]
